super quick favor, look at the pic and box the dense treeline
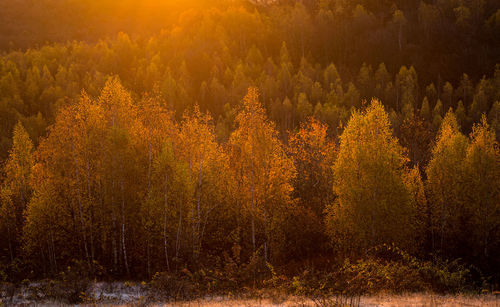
[1,80,499,285]
[0,0,499,288]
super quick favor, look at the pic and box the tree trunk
[121,180,130,276]
[72,141,90,267]
[398,25,402,52]
[251,174,256,255]
[6,222,14,263]
[148,129,152,191]
[250,152,256,255]
[86,154,95,274]
[147,241,151,278]
[264,210,268,263]
[111,179,118,272]
[175,200,183,270]
[19,159,25,210]
[164,173,170,271]
[195,154,204,260]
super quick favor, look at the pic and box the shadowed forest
[0,0,499,304]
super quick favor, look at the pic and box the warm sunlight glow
[0,0,499,305]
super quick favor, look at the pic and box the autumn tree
[0,121,34,263]
[327,100,418,253]
[0,187,16,263]
[426,110,468,256]
[229,87,295,263]
[4,121,33,214]
[177,107,230,263]
[288,117,335,217]
[464,116,500,262]
[24,78,145,276]
[140,141,191,275]
[136,94,180,275]
[399,111,433,168]
[286,117,335,259]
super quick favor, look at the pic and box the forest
[0,0,499,303]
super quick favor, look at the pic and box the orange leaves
[228,88,296,258]
[230,87,295,211]
[288,117,335,216]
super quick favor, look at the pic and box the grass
[4,293,500,306]
[113,294,500,307]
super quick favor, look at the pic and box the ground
[2,282,500,306]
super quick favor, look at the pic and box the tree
[426,83,438,106]
[488,101,500,139]
[136,94,179,275]
[296,92,312,123]
[396,66,418,112]
[0,187,16,263]
[140,141,190,275]
[392,9,407,52]
[1,121,34,263]
[229,87,295,262]
[357,63,373,99]
[327,100,417,253]
[420,96,431,121]
[470,77,491,122]
[399,111,433,168]
[97,78,140,276]
[465,116,500,261]
[343,82,360,109]
[286,117,336,259]
[441,82,454,111]
[374,63,391,100]
[432,99,444,131]
[4,121,33,213]
[288,117,335,217]
[457,73,473,106]
[323,63,340,90]
[426,111,468,255]
[455,100,469,129]
[24,78,144,276]
[177,107,229,262]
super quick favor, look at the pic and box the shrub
[286,244,471,298]
[35,259,104,304]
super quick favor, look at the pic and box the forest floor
[2,282,500,306]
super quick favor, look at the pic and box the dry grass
[361,293,500,307]
[13,294,500,306]
[140,294,500,307]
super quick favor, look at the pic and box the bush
[286,244,471,298]
[34,259,104,304]
[150,270,194,300]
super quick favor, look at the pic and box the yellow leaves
[468,114,498,159]
[425,110,500,255]
[3,121,34,215]
[230,87,295,214]
[426,111,468,200]
[404,165,426,209]
[329,99,417,251]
